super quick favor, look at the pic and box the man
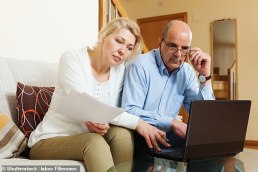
[121,20,215,156]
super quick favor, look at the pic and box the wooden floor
[244,145,258,150]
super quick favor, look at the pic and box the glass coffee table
[108,148,258,172]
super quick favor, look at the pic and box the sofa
[0,56,86,172]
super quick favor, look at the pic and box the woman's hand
[85,121,110,135]
[136,119,171,152]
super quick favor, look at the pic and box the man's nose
[174,48,182,57]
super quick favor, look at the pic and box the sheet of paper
[55,91,124,124]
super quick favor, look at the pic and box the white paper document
[55,91,124,124]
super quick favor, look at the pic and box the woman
[28,17,169,172]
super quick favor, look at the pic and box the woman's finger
[94,123,110,130]
[85,122,95,133]
[150,134,161,152]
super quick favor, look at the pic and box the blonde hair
[96,17,143,59]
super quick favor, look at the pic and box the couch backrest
[0,56,57,123]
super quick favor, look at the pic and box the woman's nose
[118,45,126,55]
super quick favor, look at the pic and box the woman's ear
[97,39,105,50]
[100,39,104,46]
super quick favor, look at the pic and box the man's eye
[182,47,190,50]
[168,44,177,48]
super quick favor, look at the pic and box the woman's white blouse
[28,47,139,148]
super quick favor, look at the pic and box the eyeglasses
[162,39,190,55]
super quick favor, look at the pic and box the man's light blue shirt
[122,49,215,132]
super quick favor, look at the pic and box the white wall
[0,0,98,63]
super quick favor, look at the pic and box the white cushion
[0,56,57,123]
[0,56,86,172]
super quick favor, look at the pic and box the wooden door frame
[137,12,188,55]
[137,12,188,26]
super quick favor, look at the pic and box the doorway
[137,12,187,50]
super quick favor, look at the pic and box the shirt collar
[154,49,183,76]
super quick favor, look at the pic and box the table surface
[109,148,258,172]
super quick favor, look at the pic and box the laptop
[147,100,251,162]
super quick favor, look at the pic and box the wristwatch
[198,74,211,83]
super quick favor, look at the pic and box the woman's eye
[127,47,133,51]
[116,39,123,44]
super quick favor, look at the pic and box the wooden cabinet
[213,80,229,100]
[179,106,189,124]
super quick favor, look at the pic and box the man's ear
[157,38,162,48]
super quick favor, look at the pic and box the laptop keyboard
[160,147,184,157]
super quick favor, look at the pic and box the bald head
[159,20,193,73]
[161,20,192,43]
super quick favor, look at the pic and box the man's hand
[136,119,171,152]
[171,118,187,139]
[189,47,211,77]
[85,121,110,135]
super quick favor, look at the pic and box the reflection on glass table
[108,148,258,172]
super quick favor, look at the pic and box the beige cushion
[0,113,27,159]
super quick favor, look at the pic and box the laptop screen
[184,100,251,160]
